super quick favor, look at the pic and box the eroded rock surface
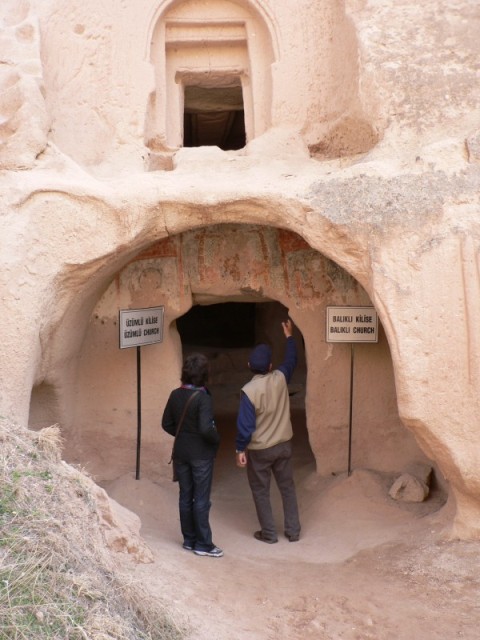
[0,0,480,539]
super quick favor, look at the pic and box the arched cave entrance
[176,300,315,482]
[28,224,432,502]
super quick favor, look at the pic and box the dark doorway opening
[176,302,255,348]
[176,301,314,479]
[183,84,246,150]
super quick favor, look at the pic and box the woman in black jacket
[162,353,223,557]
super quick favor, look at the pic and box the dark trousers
[247,440,301,540]
[174,458,214,551]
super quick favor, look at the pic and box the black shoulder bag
[168,391,199,482]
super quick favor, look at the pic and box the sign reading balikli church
[326,306,378,343]
[325,305,378,477]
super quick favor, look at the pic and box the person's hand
[236,451,247,467]
[282,319,293,338]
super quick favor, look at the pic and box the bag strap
[168,390,200,464]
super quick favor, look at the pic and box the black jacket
[162,387,220,461]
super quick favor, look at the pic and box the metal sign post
[326,306,378,476]
[136,346,142,480]
[347,343,354,476]
[119,306,164,479]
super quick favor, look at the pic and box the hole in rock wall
[29,383,61,431]
[183,85,246,150]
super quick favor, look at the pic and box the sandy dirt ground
[95,413,480,640]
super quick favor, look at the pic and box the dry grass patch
[0,418,185,640]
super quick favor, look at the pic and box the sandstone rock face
[0,0,48,169]
[0,0,480,539]
[91,484,155,564]
[389,472,431,503]
[61,462,154,563]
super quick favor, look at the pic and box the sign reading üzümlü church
[326,306,378,343]
[119,306,164,349]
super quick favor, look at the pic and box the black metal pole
[135,346,142,480]
[347,343,354,477]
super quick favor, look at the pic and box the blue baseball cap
[249,344,272,373]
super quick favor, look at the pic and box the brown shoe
[254,530,278,544]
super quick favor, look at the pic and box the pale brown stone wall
[0,0,479,537]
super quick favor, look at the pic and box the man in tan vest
[235,319,301,543]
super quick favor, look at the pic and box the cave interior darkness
[175,301,313,470]
[183,85,246,150]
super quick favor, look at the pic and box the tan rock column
[375,230,480,538]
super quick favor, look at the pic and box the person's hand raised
[282,319,293,338]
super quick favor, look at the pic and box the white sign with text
[326,306,378,343]
[119,306,165,349]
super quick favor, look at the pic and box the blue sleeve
[235,392,256,451]
[277,336,297,383]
